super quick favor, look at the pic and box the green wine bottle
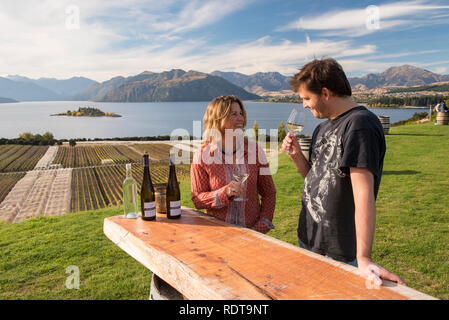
[141,152,156,221]
[166,154,181,219]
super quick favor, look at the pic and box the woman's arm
[252,145,276,234]
[190,162,234,210]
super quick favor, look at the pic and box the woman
[190,95,276,233]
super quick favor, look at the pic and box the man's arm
[350,167,406,285]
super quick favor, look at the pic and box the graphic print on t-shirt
[303,127,343,223]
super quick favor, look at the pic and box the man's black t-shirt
[298,106,386,262]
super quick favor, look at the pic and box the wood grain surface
[104,207,436,300]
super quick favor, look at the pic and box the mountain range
[349,65,449,90]
[212,65,449,93]
[1,65,448,102]
[0,76,97,101]
[74,69,260,102]
[0,97,17,103]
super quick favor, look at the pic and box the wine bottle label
[169,200,181,216]
[144,201,156,218]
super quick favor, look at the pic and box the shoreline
[368,105,428,109]
[256,100,429,109]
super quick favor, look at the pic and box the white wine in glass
[231,165,248,201]
[286,122,304,135]
[286,108,304,154]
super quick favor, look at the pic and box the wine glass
[231,164,248,202]
[285,108,304,154]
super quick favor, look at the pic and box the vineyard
[0,173,26,203]
[70,163,189,212]
[0,145,49,172]
[0,142,193,222]
[53,145,142,168]
[132,142,195,162]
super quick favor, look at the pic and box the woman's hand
[225,181,243,198]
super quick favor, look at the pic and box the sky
[1,0,449,82]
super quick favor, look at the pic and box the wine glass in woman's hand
[231,164,248,201]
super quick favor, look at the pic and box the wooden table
[103,207,436,300]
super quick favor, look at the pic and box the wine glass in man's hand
[285,108,304,154]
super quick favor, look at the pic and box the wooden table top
[103,207,435,300]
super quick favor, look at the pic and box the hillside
[78,69,260,102]
[349,65,449,89]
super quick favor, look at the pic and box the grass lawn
[0,121,447,299]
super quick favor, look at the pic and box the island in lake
[51,107,121,117]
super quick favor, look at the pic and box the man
[282,58,405,286]
[434,100,448,113]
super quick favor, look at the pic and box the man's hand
[281,132,301,156]
[281,133,311,178]
[358,257,406,286]
[351,167,406,287]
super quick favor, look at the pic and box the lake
[0,101,429,139]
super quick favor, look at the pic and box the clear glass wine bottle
[123,163,139,219]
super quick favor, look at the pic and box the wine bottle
[123,163,139,219]
[141,152,156,221]
[166,153,181,219]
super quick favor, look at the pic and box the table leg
[149,273,186,300]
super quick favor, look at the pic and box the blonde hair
[202,95,247,147]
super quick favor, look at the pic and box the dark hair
[290,58,352,97]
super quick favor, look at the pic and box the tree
[278,121,286,143]
[69,139,77,147]
[252,120,259,142]
[42,132,54,145]
[19,132,33,143]
[33,134,43,145]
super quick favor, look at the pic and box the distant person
[434,99,448,113]
[282,58,406,286]
[190,95,276,234]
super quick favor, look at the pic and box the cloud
[1,0,446,82]
[166,0,253,34]
[432,66,448,74]
[157,36,377,76]
[0,0,254,81]
[279,0,449,37]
